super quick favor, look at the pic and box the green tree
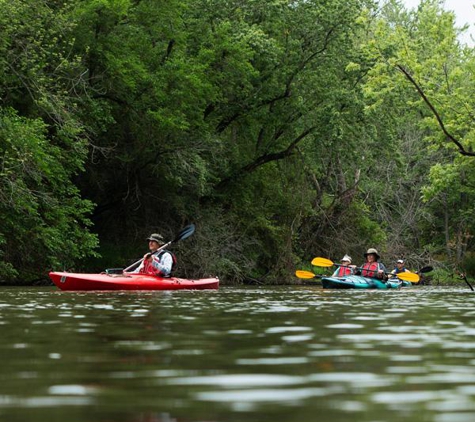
[359,0,475,266]
[66,0,380,281]
[0,0,98,281]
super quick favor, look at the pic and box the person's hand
[143,252,152,261]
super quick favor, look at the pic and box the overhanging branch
[214,126,316,191]
[396,64,475,157]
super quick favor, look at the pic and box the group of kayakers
[133,234,407,281]
[332,248,408,280]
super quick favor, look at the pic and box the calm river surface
[1,285,475,422]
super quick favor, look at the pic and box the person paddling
[389,259,408,279]
[356,248,387,280]
[132,233,176,277]
[332,255,353,277]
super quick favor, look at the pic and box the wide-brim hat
[146,233,164,244]
[364,248,380,260]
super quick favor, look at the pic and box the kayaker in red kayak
[133,233,177,277]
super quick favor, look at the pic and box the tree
[0,0,98,281]
[359,0,475,265]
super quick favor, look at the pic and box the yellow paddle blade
[311,257,334,267]
[396,271,420,283]
[295,270,317,279]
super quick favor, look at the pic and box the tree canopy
[1,0,475,283]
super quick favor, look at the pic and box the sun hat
[146,233,164,244]
[364,248,380,260]
[341,254,352,263]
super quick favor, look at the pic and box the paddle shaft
[355,266,419,283]
[123,224,195,272]
[123,240,173,273]
[311,257,419,282]
[342,267,417,283]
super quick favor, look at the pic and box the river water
[1,285,475,422]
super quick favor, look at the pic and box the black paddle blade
[420,266,433,273]
[174,224,195,242]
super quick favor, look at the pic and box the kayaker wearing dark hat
[356,248,387,279]
[133,233,176,277]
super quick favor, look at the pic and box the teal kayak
[321,275,409,289]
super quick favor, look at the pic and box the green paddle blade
[295,270,317,279]
[311,257,334,267]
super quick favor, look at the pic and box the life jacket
[361,262,381,278]
[141,250,177,276]
[337,266,352,277]
[156,250,177,272]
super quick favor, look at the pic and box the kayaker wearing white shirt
[133,233,176,277]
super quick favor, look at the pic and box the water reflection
[0,286,475,421]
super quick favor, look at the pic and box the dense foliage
[1,0,474,284]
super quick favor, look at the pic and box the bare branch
[214,126,316,191]
[396,64,475,157]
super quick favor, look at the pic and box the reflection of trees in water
[131,412,215,422]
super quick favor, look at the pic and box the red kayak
[49,271,219,291]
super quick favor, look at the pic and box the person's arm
[378,263,387,279]
[151,252,173,276]
[129,256,147,273]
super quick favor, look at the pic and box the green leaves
[2,0,475,283]
[0,108,98,281]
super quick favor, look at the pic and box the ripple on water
[326,323,364,329]
[166,373,304,387]
[308,349,356,357]
[435,413,475,422]
[236,357,310,365]
[194,387,328,409]
[3,286,475,420]
[308,372,394,388]
[265,326,313,333]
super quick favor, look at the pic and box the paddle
[122,224,196,273]
[295,270,323,279]
[419,266,433,274]
[310,256,420,283]
[311,257,334,267]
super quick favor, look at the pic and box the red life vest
[361,262,380,278]
[141,250,177,276]
[337,266,352,277]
